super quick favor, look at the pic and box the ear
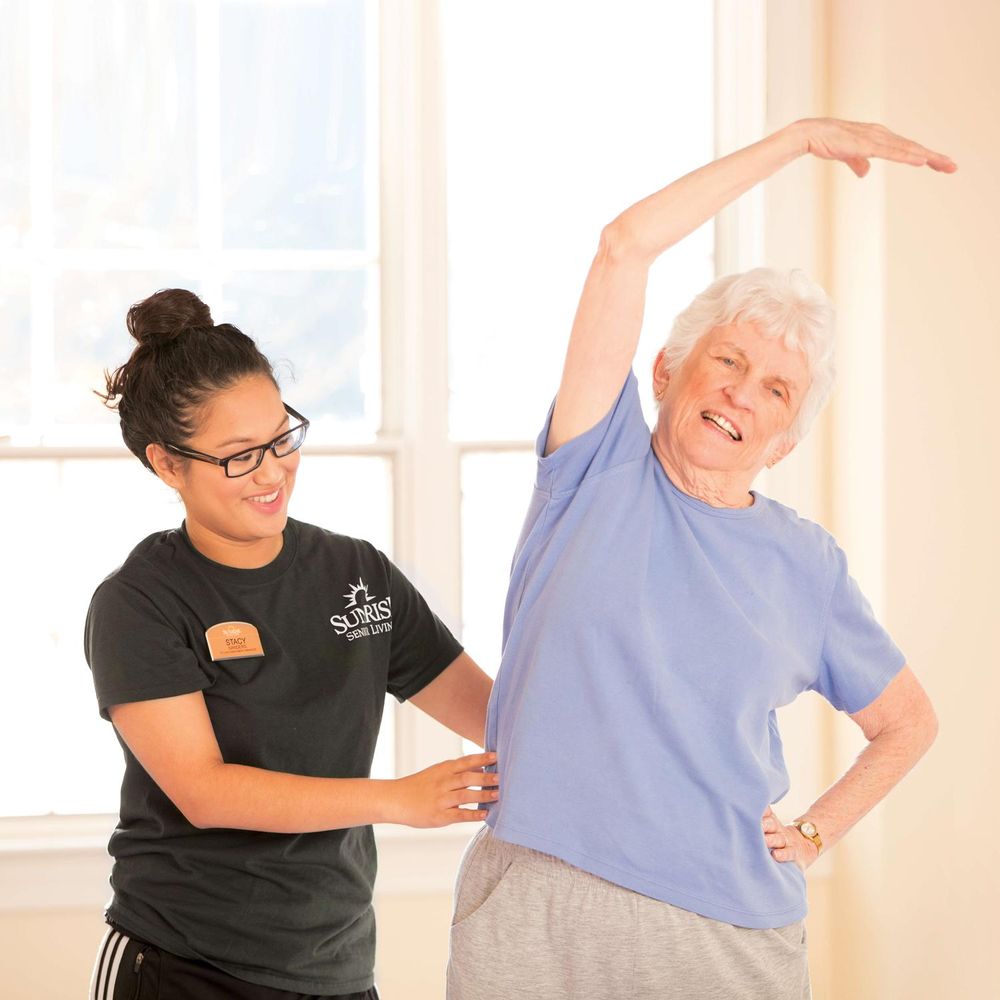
[766,436,798,469]
[146,443,187,490]
[652,349,670,402]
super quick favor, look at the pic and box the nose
[252,447,285,483]
[723,374,753,410]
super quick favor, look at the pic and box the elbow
[172,765,225,830]
[598,219,654,268]
[921,704,940,750]
[897,703,939,758]
[176,795,214,830]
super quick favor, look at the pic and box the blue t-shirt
[484,371,906,928]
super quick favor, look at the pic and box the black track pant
[90,924,379,1000]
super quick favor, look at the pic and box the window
[2,0,389,817]
[1,0,719,824]
[444,2,716,680]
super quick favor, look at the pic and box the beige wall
[825,1,1000,997]
[0,897,456,1000]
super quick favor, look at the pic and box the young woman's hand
[387,752,500,828]
[789,117,957,177]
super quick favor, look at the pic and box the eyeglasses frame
[162,403,311,478]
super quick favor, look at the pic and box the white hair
[660,267,836,446]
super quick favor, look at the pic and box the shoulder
[754,495,842,576]
[90,528,188,604]
[288,518,385,562]
[287,518,392,582]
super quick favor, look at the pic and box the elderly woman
[446,118,954,1000]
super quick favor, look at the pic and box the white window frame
[0,0,765,905]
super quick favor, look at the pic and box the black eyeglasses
[163,404,310,478]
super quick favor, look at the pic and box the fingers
[452,788,499,807]
[764,829,788,849]
[765,824,794,862]
[762,811,796,861]
[846,156,870,178]
[866,129,957,173]
[447,808,490,823]
[456,769,500,788]
[811,119,957,174]
[871,124,957,171]
[454,751,497,770]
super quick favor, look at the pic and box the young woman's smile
[163,375,301,567]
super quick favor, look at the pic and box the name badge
[205,621,265,661]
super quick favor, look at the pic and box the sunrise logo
[343,578,373,609]
[330,577,394,640]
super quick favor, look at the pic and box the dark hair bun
[126,288,214,346]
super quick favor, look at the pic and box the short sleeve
[382,557,464,702]
[810,544,907,713]
[85,578,213,720]
[535,370,651,497]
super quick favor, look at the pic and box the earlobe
[767,438,798,469]
[652,351,670,402]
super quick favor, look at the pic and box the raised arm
[109,692,498,833]
[546,119,956,455]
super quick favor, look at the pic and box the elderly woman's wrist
[791,817,824,855]
[770,119,812,159]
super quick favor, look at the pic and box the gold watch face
[800,822,817,838]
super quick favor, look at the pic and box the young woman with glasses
[85,288,497,1000]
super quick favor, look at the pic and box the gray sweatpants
[447,827,812,1000]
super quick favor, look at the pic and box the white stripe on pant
[89,927,131,1000]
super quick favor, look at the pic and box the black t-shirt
[84,517,462,995]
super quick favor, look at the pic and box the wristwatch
[791,819,823,854]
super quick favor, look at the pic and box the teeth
[702,412,741,441]
[248,490,280,504]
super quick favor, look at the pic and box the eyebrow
[717,342,800,393]
[214,416,290,450]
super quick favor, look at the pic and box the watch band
[792,819,823,854]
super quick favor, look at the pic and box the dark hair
[98,288,277,472]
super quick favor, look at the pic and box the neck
[184,520,286,569]
[651,433,755,509]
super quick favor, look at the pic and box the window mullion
[196,0,223,306]
[28,0,54,435]
[381,0,464,775]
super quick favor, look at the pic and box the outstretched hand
[793,117,957,177]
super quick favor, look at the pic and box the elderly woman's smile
[652,320,812,499]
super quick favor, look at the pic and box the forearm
[608,123,805,264]
[799,719,937,853]
[548,123,808,451]
[186,764,395,834]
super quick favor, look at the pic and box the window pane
[1,458,185,815]
[51,270,205,439]
[0,0,29,248]
[223,269,379,438]
[53,0,198,248]
[460,450,537,677]
[0,453,394,817]
[220,0,372,250]
[291,453,393,556]
[445,1,715,440]
[0,271,31,431]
